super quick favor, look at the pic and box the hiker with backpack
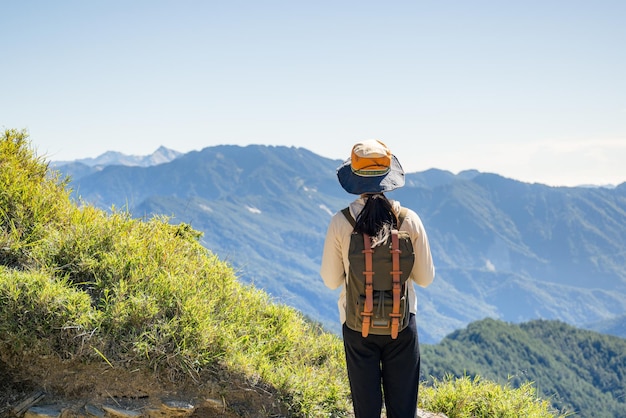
[320,140,435,418]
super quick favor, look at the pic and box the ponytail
[354,194,398,247]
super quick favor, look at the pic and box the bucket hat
[337,139,405,195]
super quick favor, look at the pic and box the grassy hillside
[421,318,626,417]
[0,129,567,417]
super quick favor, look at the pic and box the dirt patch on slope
[0,354,288,417]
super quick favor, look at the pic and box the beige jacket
[320,197,435,325]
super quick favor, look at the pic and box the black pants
[342,313,420,418]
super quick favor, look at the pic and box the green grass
[419,374,573,418]
[0,128,569,417]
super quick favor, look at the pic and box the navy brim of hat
[336,155,405,195]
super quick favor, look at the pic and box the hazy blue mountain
[52,145,626,343]
[52,146,182,179]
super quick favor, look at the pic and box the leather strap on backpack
[361,233,374,338]
[390,230,402,339]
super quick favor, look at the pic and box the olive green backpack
[342,207,415,338]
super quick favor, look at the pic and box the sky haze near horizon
[2,1,625,187]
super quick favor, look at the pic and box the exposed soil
[0,354,289,417]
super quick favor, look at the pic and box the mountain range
[52,145,626,343]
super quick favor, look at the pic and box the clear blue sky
[2,1,625,186]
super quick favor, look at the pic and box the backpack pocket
[367,290,408,333]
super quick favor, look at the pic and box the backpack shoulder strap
[341,207,356,228]
[397,207,408,228]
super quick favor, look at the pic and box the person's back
[320,140,435,418]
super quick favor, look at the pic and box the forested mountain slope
[421,318,626,418]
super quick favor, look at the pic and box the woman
[320,139,435,418]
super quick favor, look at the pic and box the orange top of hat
[350,140,392,177]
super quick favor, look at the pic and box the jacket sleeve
[404,208,435,288]
[320,213,346,290]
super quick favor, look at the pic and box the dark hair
[354,193,398,246]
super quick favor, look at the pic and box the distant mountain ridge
[52,145,626,343]
[52,146,182,168]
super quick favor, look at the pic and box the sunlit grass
[419,374,573,418]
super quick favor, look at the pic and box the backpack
[342,207,415,339]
